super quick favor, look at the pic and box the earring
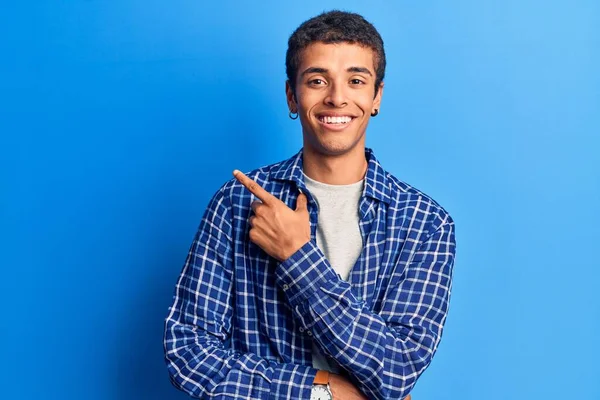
[371,109,379,117]
[289,110,299,120]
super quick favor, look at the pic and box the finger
[295,193,308,211]
[251,200,264,214]
[248,228,260,244]
[248,227,273,246]
[248,215,256,227]
[233,170,275,204]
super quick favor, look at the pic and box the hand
[329,374,368,400]
[233,170,311,261]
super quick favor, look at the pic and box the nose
[324,82,348,107]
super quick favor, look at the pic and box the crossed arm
[164,172,455,399]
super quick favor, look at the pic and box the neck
[302,145,368,185]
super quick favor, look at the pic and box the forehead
[298,42,376,73]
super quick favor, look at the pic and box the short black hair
[286,10,386,97]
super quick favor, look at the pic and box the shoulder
[384,171,454,234]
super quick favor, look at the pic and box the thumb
[295,193,308,211]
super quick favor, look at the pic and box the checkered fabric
[164,148,456,399]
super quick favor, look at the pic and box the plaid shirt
[164,148,456,400]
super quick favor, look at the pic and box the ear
[372,81,384,114]
[285,80,297,112]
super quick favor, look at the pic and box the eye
[308,78,326,86]
[350,78,365,85]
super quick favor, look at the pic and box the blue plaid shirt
[164,148,456,399]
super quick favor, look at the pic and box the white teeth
[320,116,352,124]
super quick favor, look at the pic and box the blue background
[1,1,599,399]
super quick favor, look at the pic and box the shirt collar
[270,147,391,205]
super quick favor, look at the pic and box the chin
[312,138,362,156]
[302,125,366,156]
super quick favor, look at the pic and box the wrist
[313,370,330,385]
[311,370,332,400]
[281,238,310,261]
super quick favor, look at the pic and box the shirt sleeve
[163,187,317,399]
[275,216,456,400]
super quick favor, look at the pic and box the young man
[164,10,455,400]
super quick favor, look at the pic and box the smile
[317,115,354,124]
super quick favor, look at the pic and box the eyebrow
[347,66,372,76]
[301,66,373,77]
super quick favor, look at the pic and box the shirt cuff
[268,363,317,400]
[275,241,339,307]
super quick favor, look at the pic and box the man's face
[286,42,383,157]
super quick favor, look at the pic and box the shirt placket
[297,186,320,241]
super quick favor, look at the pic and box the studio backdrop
[1,1,599,399]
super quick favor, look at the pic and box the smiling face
[286,42,383,157]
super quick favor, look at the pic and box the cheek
[357,94,376,111]
[296,97,316,114]
[295,89,322,109]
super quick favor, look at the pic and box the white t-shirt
[303,173,364,373]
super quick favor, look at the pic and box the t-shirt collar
[270,147,391,205]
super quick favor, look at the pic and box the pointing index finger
[233,170,275,204]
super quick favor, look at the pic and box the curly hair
[286,10,386,97]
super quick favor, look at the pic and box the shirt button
[299,327,305,333]
[283,284,289,291]
[306,331,313,337]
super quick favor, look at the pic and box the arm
[275,219,456,400]
[229,171,454,399]
[163,187,317,399]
